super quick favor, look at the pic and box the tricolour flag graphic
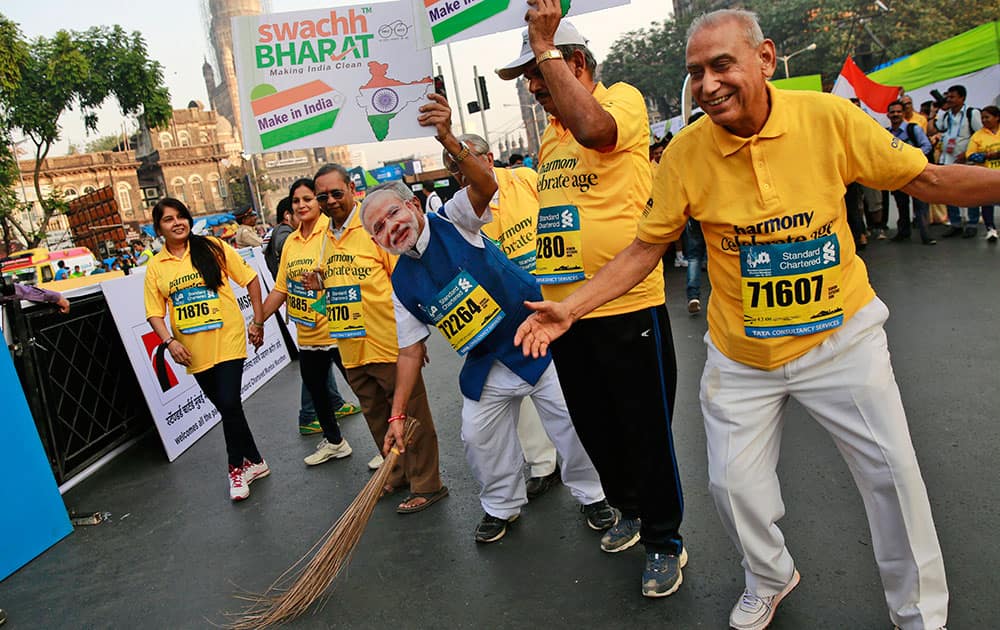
[356,62,433,141]
[251,81,344,149]
[831,56,901,119]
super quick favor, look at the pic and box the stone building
[17,102,244,242]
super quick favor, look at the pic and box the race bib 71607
[739,235,844,338]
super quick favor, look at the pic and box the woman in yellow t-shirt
[962,105,1000,242]
[144,198,268,501]
[260,178,353,466]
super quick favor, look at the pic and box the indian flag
[831,56,901,124]
[251,81,344,149]
[356,62,433,142]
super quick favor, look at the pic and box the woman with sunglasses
[144,198,268,501]
[260,178,353,465]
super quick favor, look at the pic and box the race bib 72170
[326,284,366,339]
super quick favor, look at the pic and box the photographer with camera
[933,85,983,237]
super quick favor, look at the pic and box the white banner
[101,248,290,461]
[413,0,629,48]
[231,1,435,152]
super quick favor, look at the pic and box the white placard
[101,249,290,461]
[413,0,629,48]
[231,1,436,152]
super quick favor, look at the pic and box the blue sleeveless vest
[393,212,549,401]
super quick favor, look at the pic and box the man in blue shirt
[886,100,936,245]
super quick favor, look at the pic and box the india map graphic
[356,61,433,141]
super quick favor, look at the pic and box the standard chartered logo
[458,278,472,291]
[560,209,574,228]
[348,288,358,300]
[822,241,836,263]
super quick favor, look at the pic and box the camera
[930,89,946,107]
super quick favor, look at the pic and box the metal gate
[9,293,151,484]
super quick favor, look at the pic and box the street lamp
[778,42,817,79]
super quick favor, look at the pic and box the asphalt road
[1,224,997,629]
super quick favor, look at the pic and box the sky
[4,0,673,166]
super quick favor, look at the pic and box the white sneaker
[304,437,353,466]
[729,570,800,630]
[243,459,270,484]
[228,465,249,501]
[986,227,998,242]
[687,298,701,314]
[674,253,688,268]
[368,453,384,470]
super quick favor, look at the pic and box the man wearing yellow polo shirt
[901,94,928,131]
[515,9,1000,630]
[497,3,686,598]
[444,133,560,500]
[313,164,447,513]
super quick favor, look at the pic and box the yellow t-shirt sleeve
[143,262,166,319]
[220,239,257,287]
[602,83,647,154]
[843,102,928,191]
[273,237,290,294]
[513,167,538,189]
[637,153,688,244]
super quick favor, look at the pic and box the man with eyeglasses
[310,163,447,514]
[443,133,562,501]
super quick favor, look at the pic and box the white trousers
[516,398,558,477]
[701,298,947,630]
[461,361,604,520]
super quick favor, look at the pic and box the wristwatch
[535,49,563,65]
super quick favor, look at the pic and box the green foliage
[601,1,999,120]
[0,14,171,247]
[84,133,126,153]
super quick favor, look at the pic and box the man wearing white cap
[497,0,687,598]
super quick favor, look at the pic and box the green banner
[870,21,1000,90]
[771,74,822,92]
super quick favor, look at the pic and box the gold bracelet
[250,321,264,329]
[451,145,471,163]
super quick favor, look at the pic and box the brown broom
[227,419,418,629]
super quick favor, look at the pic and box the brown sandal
[396,485,449,514]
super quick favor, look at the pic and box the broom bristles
[226,419,418,629]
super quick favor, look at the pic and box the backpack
[904,123,933,162]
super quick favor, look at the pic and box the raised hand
[513,299,574,358]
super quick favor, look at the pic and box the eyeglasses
[315,190,346,203]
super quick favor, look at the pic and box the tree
[601,1,999,121]
[0,19,171,247]
[85,133,127,153]
[0,15,28,253]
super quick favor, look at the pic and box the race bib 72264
[421,270,504,355]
